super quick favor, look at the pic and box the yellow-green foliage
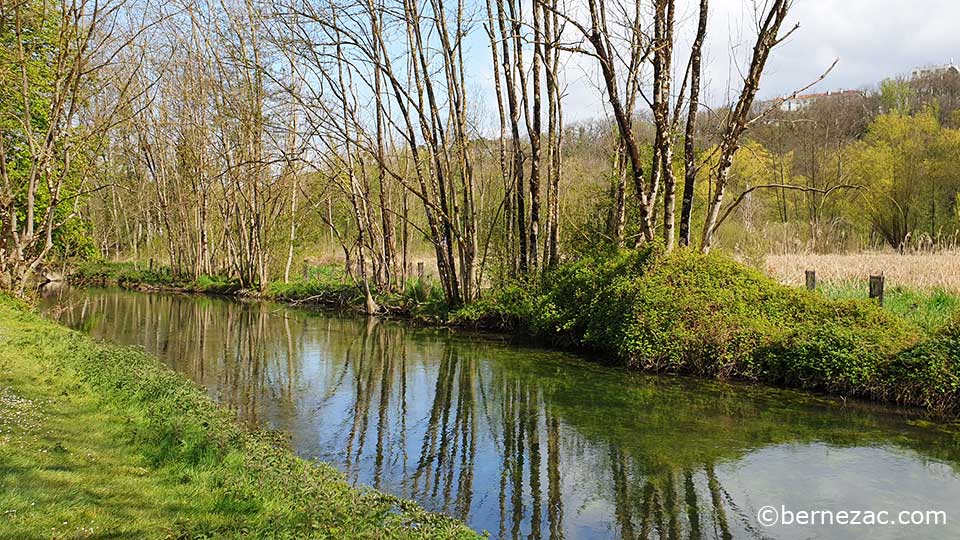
[843,108,960,245]
[0,295,480,539]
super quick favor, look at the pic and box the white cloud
[563,0,960,122]
[463,0,960,126]
[761,0,960,97]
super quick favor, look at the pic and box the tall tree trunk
[701,0,792,251]
[679,0,708,247]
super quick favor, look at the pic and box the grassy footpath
[0,295,480,540]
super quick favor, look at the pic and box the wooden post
[416,262,425,282]
[149,258,154,272]
[805,270,816,291]
[869,274,885,305]
[302,260,309,280]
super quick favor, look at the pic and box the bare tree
[678,0,708,247]
[550,0,794,252]
[699,0,795,251]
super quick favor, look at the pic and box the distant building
[911,62,960,80]
[779,89,865,112]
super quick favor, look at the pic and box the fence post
[302,260,309,280]
[869,274,885,305]
[805,270,816,291]
[416,262,425,282]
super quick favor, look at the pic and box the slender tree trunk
[679,0,708,247]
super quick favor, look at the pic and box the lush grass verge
[70,260,242,295]
[452,248,960,416]
[0,295,480,539]
[819,282,960,332]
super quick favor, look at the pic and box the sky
[759,0,959,101]
[465,0,960,126]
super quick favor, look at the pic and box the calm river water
[39,285,960,540]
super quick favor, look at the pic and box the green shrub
[530,247,658,344]
[516,249,917,383]
[452,248,954,411]
[761,301,918,394]
[582,251,788,376]
[764,322,889,393]
[451,282,534,330]
[882,316,960,413]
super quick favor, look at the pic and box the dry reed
[765,251,960,292]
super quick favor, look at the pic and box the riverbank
[68,259,430,317]
[66,249,960,416]
[0,294,480,539]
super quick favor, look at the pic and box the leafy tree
[879,79,914,114]
[847,108,960,247]
[0,0,121,292]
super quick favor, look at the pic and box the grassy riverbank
[69,259,447,319]
[67,250,960,416]
[456,248,960,415]
[0,295,480,539]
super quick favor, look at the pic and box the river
[39,285,960,540]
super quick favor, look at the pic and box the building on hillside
[778,89,865,112]
[908,62,960,108]
[911,62,960,80]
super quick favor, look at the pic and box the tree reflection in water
[41,286,960,540]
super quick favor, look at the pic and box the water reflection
[41,286,960,540]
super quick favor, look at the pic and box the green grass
[264,265,358,304]
[0,352,233,538]
[0,295,480,540]
[70,260,240,294]
[819,281,960,332]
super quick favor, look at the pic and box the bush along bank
[68,259,449,318]
[0,294,481,540]
[66,250,960,416]
[452,247,960,417]
[69,260,243,295]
